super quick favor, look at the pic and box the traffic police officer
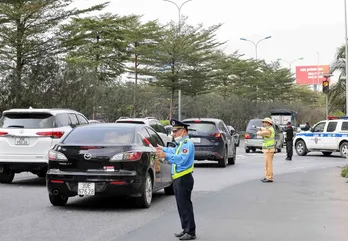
[257,117,275,183]
[156,119,196,240]
[284,121,294,161]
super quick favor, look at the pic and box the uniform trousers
[173,173,196,235]
[286,140,293,159]
[263,148,275,181]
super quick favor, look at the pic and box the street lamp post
[163,0,192,120]
[240,36,271,103]
[277,57,304,70]
[345,0,348,115]
[240,36,272,59]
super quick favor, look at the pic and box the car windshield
[183,122,218,134]
[0,112,55,129]
[63,127,135,145]
[246,120,263,132]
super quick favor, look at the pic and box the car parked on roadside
[0,108,89,184]
[46,123,174,208]
[181,118,236,167]
[115,117,172,145]
[244,119,284,153]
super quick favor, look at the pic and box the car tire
[218,148,228,168]
[322,152,332,156]
[49,193,68,206]
[135,172,153,208]
[236,139,240,147]
[228,145,236,165]
[295,140,308,156]
[339,142,348,158]
[245,148,250,153]
[0,168,15,184]
[164,183,175,195]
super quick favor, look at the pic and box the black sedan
[46,123,174,208]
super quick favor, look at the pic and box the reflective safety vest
[262,126,275,149]
[172,138,194,180]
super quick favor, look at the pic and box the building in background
[295,65,331,91]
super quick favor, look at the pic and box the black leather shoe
[179,233,196,240]
[175,231,185,238]
[261,179,273,183]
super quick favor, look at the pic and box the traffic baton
[138,132,157,152]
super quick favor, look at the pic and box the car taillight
[194,120,202,123]
[48,150,68,161]
[0,131,8,136]
[211,132,221,138]
[245,133,251,139]
[37,131,64,139]
[110,152,142,162]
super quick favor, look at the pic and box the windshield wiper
[7,125,25,128]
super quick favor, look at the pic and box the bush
[341,166,348,178]
[160,120,170,126]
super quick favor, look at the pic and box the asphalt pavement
[0,142,347,241]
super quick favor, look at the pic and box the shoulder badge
[182,148,188,154]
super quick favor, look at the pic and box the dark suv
[181,118,236,167]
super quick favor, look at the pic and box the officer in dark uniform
[156,119,196,240]
[284,122,294,161]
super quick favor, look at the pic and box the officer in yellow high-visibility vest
[257,117,275,183]
[156,119,196,240]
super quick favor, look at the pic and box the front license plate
[78,182,95,196]
[191,138,201,143]
[15,137,30,146]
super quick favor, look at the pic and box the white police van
[294,116,348,158]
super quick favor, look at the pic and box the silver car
[244,119,284,153]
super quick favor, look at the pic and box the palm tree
[329,45,346,112]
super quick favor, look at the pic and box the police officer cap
[170,119,190,130]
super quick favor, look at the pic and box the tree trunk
[133,53,139,117]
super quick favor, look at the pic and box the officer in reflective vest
[257,117,275,183]
[156,119,196,240]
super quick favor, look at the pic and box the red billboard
[296,65,330,85]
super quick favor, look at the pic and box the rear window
[63,127,134,145]
[0,112,55,129]
[183,122,217,134]
[246,119,262,131]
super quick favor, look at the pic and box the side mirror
[70,123,77,128]
[167,141,176,148]
[310,127,314,132]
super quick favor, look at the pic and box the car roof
[182,118,221,124]
[3,108,81,115]
[78,123,143,130]
[115,117,159,123]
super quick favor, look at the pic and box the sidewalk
[117,167,348,241]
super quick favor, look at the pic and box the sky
[72,0,346,77]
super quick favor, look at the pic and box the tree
[59,13,138,118]
[123,16,162,117]
[0,0,107,107]
[329,44,346,112]
[147,21,224,118]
